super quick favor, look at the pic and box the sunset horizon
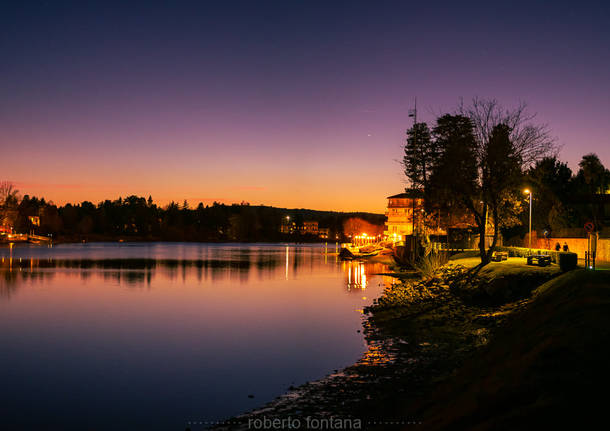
[3,1,609,213]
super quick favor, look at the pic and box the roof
[387,190,423,199]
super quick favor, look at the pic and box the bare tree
[0,181,20,228]
[0,181,19,206]
[458,98,556,167]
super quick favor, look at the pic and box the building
[384,192,424,240]
[28,216,40,226]
[300,220,319,235]
[318,228,330,239]
[280,219,320,236]
[280,220,296,234]
[384,191,451,241]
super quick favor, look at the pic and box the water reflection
[359,340,399,366]
[342,260,391,291]
[0,251,392,299]
[0,255,287,296]
[0,244,393,429]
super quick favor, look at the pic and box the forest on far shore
[0,188,385,243]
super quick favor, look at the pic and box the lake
[0,242,391,430]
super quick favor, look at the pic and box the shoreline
[208,258,566,430]
[0,238,335,246]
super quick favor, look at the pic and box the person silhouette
[563,242,569,252]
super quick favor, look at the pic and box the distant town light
[523,188,530,194]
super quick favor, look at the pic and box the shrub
[559,252,578,271]
[413,251,449,278]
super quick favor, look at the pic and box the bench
[527,254,552,267]
[491,251,508,262]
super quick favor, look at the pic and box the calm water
[0,243,391,430]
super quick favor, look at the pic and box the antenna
[408,97,417,125]
[407,97,418,239]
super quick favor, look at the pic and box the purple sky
[2,1,609,212]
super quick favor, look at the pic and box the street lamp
[524,189,532,252]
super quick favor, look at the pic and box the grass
[446,257,562,306]
[475,257,560,278]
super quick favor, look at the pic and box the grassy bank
[401,269,610,430]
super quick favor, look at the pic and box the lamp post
[524,189,532,252]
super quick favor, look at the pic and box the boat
[339,247,379,260]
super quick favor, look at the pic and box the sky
[2,0,609,213]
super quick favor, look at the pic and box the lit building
[28,216,40,226]
[300,220,319,235]
[318,227,330,239]
[280,220,296,234]
[383,192,423,240]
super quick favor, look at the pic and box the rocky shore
[206,258,564,431]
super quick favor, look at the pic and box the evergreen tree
[403,122,437,189]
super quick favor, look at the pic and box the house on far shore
[280,219,320,236]
[318,227,330,239]
[279,220,295,234]
[300,220,319,235]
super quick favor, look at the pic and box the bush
[559,252,578,271]
[413,251,449,278]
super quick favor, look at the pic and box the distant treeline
[4,194,385,242]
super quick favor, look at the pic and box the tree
[429,115,479,200]
[0,181,19,207]
[427,100,554,266]
[574,153,609,227]
[0,181,20,229]
[427,114,481,251]
[577,153,608,195]
[526,157,574,232]
[342,217,384,239]
[459,98,554,167]
[480,124,523,257]
[403,122,437,190]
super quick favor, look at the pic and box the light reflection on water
[0,243,392,430]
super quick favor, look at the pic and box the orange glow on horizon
[9,181,392,214]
